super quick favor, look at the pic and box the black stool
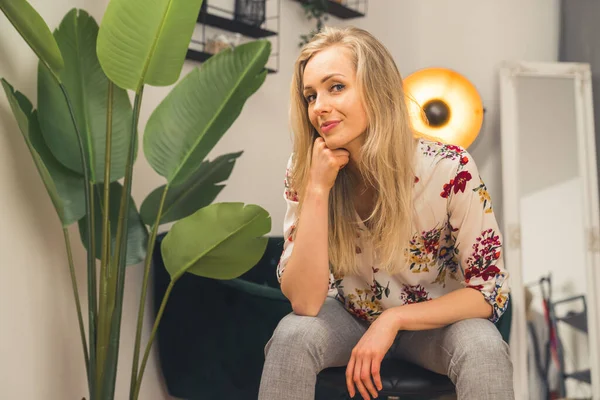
[317,358,455,399]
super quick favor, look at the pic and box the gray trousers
[258,297,514,400]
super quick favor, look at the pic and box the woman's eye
[305,94,316,102]
[332,83,345,92]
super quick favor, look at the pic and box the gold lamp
[403,67,484,149]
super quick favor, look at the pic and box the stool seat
[317,358,455,398]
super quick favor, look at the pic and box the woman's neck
[353,176,376,223]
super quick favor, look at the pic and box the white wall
[166,0,561,237]
[361,0,560,228]
[0,0,559,399]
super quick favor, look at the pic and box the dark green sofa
[152,234,292,399]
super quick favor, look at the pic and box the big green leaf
[37,9,134,182]
[78,182,148,266]
[1,79,85,226]
[140,151,243,226]
[0,0,64,78]
[144,40,270,187]
[96,0,205,91]
[161,202,271,280]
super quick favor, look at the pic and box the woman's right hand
[308,137,350,192]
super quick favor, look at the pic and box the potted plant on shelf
[0,0,272,399]
[299,0,330,47]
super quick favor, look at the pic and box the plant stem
[96,80,114,400]
[62,227,90,382]
[102,87,144,400]
[59,83,97,399]
[129,186,169,398]
[133,279,177,400]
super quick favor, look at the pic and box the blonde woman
[259,26,513,400]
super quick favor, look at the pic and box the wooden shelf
[292,0,365,19]
[186,49,277,73]
[197,10,277,38]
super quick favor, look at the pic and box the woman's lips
[321,121,340,133]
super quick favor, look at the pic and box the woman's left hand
[346,309,401,399]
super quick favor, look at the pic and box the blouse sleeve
[276,155,299,283]
[446,148,510,323]
[276,155,337,293]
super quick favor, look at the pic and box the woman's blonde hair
[289,26,420,276]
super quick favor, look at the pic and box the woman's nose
[313,95,331,114]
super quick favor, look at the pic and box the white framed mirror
[500,61,600,400]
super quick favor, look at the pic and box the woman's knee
[266,316,330,374]
[447,318,512,370]
[271,311,335,345]
[264,299,352,368]
[270,313,318,346]
[445,319,514,398]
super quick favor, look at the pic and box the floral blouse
[276,138,510,324]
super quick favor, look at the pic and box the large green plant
[0,0,272,399]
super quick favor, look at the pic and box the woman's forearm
[280,186,331,316]
[385,288,493,331]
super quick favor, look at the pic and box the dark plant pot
[234,0,266,27]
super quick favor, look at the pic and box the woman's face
[302,46,368,155]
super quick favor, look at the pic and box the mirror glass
[510,72,594,399]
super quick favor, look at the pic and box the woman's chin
[323,136,347,150]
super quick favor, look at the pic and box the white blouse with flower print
[276,138,510,324]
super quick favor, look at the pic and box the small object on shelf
[234,0,266,27]
[205,36,230,55]
[205,33,242,55]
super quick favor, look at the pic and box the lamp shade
[403,67,483,149]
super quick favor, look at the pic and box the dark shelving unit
[197,10,277,38]
[292,0,367,19]
[186,0,280,73]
